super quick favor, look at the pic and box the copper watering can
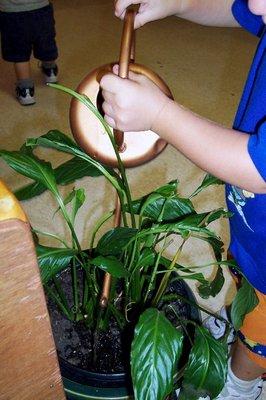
[69,8,173,306]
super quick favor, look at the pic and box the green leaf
[125,180,195,222]
[154,180,179,196]
[172,272,208,285]
[15,156,104,201]
[0,150,59,196]
[138,213,219,240]
[90,255,129,278]
[180,326,227,400]
[140,193,195,222]
[65,188,86,222]
[26,131,122,194]
[190,174,224,198]
[15,181,45,200]
[230,278,259,331]
[136,248,156,268]
[37,244,78,284]
[198,267,225,299]
[55,156,104,183]
[96,227,138,256]
[131,308,183,400]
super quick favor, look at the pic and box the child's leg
[14,61,31,81]
[0,10,35,105]
[32,4,59,83]
[216,288,266,399]
[231,339,265,380]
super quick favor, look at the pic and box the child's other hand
[115,0,182,29]
[100,66,170,132]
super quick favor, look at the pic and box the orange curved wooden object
[0,179,65,400]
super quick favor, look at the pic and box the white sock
[226,357,262,395]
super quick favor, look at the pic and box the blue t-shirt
[226,0,266,293]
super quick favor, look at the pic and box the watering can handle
[100,9,136,308]
[114,8,136,151]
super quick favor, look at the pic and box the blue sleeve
[232,0,265,37]
[248,121,266,181]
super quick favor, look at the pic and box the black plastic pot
[58,279,200,400]
[61,357,132,399]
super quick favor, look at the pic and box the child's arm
[100,70,266,194]
[115,0,240,29]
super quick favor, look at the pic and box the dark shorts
[0,4,58,63]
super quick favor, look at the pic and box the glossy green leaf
[180,326,227,400]
[37,244,78,284]
[198,267,225,299]
[15,181,45,200]
[125,180,195,222]
[55,156,104,182]
[131,308,183,400]
[15,156,104,201]
[138,213,219,240]
[0,150,58,196]
[190,174,224,198]
[96,227,138,256]
[140,193,195,222]
[154,180,179,196]
[230,278,259,331]
[67,188,86,222]
[90,255,129,278]
[135,248,156,268]
[26,131,122,193]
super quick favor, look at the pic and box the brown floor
[0,0,264,394]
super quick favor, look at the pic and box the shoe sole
[17,97,36,106]
[45,76,58,84]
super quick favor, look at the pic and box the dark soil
[47,268,196,375]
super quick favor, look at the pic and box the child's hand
[100,66,170,132]
[115,0,183,29]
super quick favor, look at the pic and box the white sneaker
[215,358,263,400]
[203,307,235,344]
[41,64,58,84]
[16,86,35,106]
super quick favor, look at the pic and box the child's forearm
[154,100,266,193]
[177,0,239,27]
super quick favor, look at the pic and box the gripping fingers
[102,100,114,118]
[102,100,117,129]
[115,0,142,19]
[104,114,116,129]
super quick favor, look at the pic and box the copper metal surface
[114,8,135,149]
[70,62,173,167]
[100,196,121,308]
[70,8,173,168]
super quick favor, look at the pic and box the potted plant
[0,84,251,400]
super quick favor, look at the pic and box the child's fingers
[102,101,114,118]
[100,73,124,93]
[115,0,142,19]
[101,90,113,103]
[112,65,141,82]
[104,114,116,129]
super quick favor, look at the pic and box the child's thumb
[112,64,142,83]
[100,73,123,92]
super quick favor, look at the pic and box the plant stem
[45,285,74,320]
[144,235,167,304]
[152,238,188,307]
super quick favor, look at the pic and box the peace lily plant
[0,84,258,400]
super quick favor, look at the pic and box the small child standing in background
[0,0,59,105]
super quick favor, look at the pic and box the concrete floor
[0,0,265,397]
